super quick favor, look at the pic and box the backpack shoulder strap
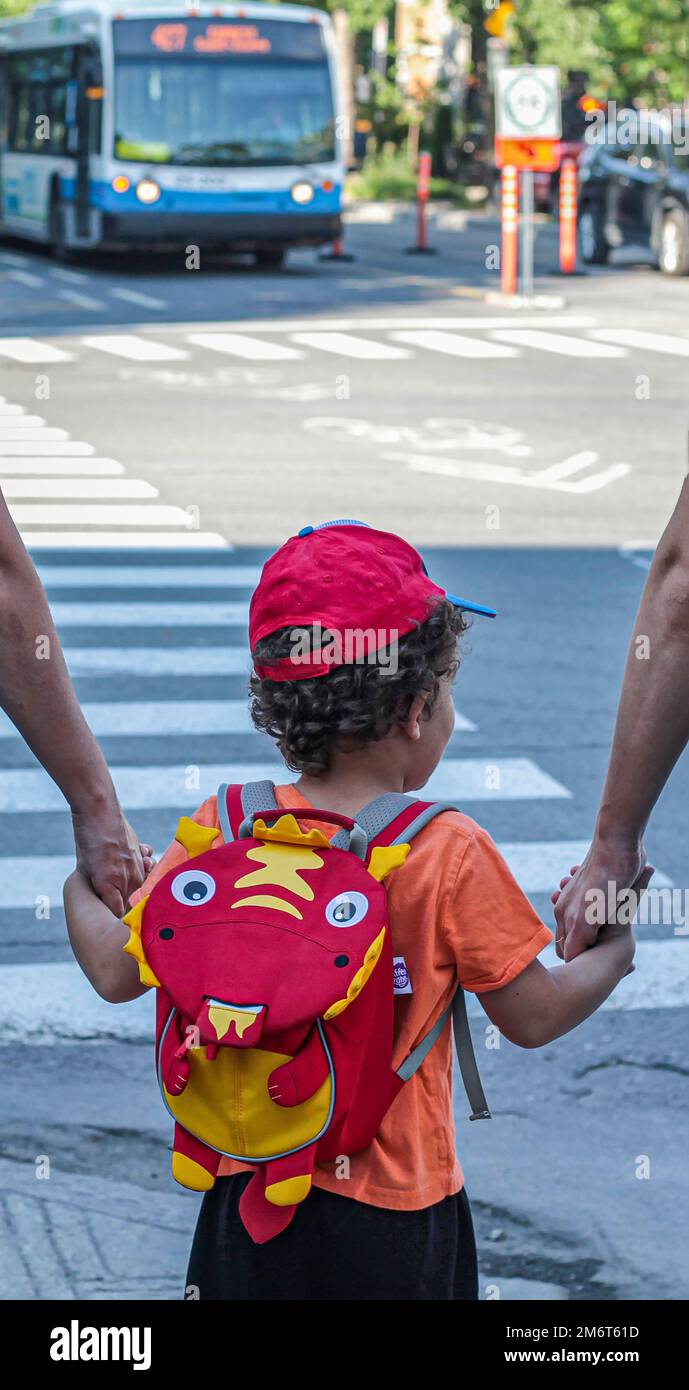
[330,793,460,851]
[216,780,278,843]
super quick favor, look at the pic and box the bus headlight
[291,180,315,205]
[136,178,161,205]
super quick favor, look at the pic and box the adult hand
[72,798,153,917]
[552,841,649,961]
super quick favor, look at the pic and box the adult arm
[0,489,147,914]
[555,477,689,959]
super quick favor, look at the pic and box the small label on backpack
[393,956,412,994]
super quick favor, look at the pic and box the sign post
[494,65,562,300]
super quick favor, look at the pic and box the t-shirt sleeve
[442,825,553,993]
[128,795,219,908]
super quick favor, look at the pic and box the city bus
[0,0,343,262]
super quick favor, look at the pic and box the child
[64,521,645,1302]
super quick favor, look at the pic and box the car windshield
[114,57,335,166]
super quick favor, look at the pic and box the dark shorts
[186,1173,478,1301]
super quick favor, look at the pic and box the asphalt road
[1,204,687,1302]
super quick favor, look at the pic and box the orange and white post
[415,151,432,252]
[559,156,578,273]
[501,165,519,295]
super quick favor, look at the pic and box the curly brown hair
[248,597,468,776]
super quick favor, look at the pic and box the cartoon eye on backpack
[123,781,489,1244]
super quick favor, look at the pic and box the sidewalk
[1,1156,198,1300]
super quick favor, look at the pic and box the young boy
[64,521,645,1302]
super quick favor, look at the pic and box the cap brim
[446,590,497,618]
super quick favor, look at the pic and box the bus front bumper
[100,210,342,249]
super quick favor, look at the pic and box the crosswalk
[0,387,686,1042]
[4,317,689,368]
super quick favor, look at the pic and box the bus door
[67,43,102,238]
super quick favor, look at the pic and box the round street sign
[495,65,562,140]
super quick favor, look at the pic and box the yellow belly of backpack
[163,1046,333,1160]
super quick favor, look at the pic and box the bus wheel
[255,248,286,268]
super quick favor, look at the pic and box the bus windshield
[114,57,335,167]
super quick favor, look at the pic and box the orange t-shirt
[131,783,552,1211]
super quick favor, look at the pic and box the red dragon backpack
[122,780,490,1244]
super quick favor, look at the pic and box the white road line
[391,330,518,359]
[0,842,673,908]
[57,289,105,311]
[8,269,44,288]
[0,442,94,456]
[500,841,673,892]
[491,330,627,359]
[37,563,260,587]
[188,332,302,361]
[588,328,689,357]
[22,531,229,549]
[10,504,195,527]
[49,267,90,284]
[0,758,570,812]
[2,479,159,499]
[81,335,188,361]
[110,288,167,310]
[45,600,248,624]
[0,339,73,363]
[62,646,250,675]
[465,942,689,1020]
[0,699,254,738]
[0,415,45,428]
[0,429,68,443]
[0,251,32,268]
[290,332,411,360]
[0,698,471,738]
[10,943,685,1045]
[0,404,25,415]
[1,459,125,476]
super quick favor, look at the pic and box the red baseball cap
[250,520,496,682]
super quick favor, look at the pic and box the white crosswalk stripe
[9,504,196,526]
[37,564,260,587]
[81,335,188,361]
[0,338,73,363]
[61,645,251,675]
[2,479,158,499]
[491,330,627,358]
[188,332,302,360]
[391,329,518,358]
[45,599,248,624]
[290,331,411,359]
[6,838,673,908]
[0,757,569,812]
[0,699,474,739]
[588,328,689,356]
[1,459,125,476]
[19,530,228,548]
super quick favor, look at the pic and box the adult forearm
[0,553,115,811]
[595,485,689,847]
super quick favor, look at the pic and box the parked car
[578,117,689,275]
